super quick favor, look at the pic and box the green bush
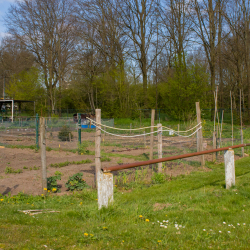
[58,126,73,141]
[151,172,166,184]
[47,175,61,192]
[65,173,88,191]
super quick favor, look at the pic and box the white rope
[95,125,158,137]
[162,122,202,133]
[87,117,158,130]
[162,126,202,138]
[87,117,201,133]
[95,124,202,138]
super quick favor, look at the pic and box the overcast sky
[0,0,16,39]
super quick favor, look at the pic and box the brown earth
[0,130,235,196]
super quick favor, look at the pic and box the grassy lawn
[1,157,250,249]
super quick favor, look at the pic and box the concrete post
[98,173,114,209]
[224,149,235,189]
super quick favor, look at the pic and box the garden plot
[0,130,239,196]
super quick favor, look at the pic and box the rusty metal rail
[102,143,250,172]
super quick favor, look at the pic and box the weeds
[5,167,23,174]
[50,159,92,168]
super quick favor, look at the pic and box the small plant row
[5,167,23,174]
[50,159,92,168]
[47,172,88,192]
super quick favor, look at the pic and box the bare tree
[5,0,77,113]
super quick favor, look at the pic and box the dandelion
[165,215,167,216]
[90,234,94,236]
[0,199,3,201]
[48,190,50,193]
[122,240,124,243]
[44,188,47,191]
[41,194,44,196]
[84,233,88,236]
[80,202,82,205]
[158,240,162,243]
[103,227,107,230]
[52,188,57,192]
[139,215,143,218]
[145,219,149,222]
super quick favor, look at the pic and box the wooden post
[230,91,233,146]
[95,109,102,184]
[212,132,216,161]
[196,102,205,166]
[224,149,235,189]
[150,109,155,160]
[219,110,224,148]
[177,124,180,136]
[40,117,47,195]
[240,89,244,157]
[144,129,146,148]
[157,123,162,172]
[140,110,141,127]
[130,123,132,134]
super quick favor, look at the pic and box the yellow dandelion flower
[139,215,143,218]
[48,190,50,193]
[80,202,82,205]
[84,233,88,236]
[158,240,162,243]
[90,234,94,236]
[0,199,3,201]
[41,194,44,196]
[145,219,149,222]
[44,188,47,191]
[52,188,56,192]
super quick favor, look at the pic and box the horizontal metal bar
[102,143,250,172]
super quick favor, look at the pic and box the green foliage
[47,175,61,192]
[65,173,88,191]
[151,172,166,184]
[58,126,73,141]
[101,156,111,162]
[156,55,210,120]
[5,167,23,174]
[54,171,63,176]
[50,159,92,168]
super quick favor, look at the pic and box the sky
[0,0,16,39]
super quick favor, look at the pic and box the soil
[0,130,240,196]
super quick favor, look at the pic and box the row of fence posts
[35,106,236,205]
[96,104,236,209]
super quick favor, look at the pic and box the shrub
[65,173,88,191]
[47,175,61,192]
[58,126,73,141]
[151,172,166,184]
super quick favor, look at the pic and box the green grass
[1,157,250,249]
[50,159,92,168]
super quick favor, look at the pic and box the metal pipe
[102,143,250,172]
